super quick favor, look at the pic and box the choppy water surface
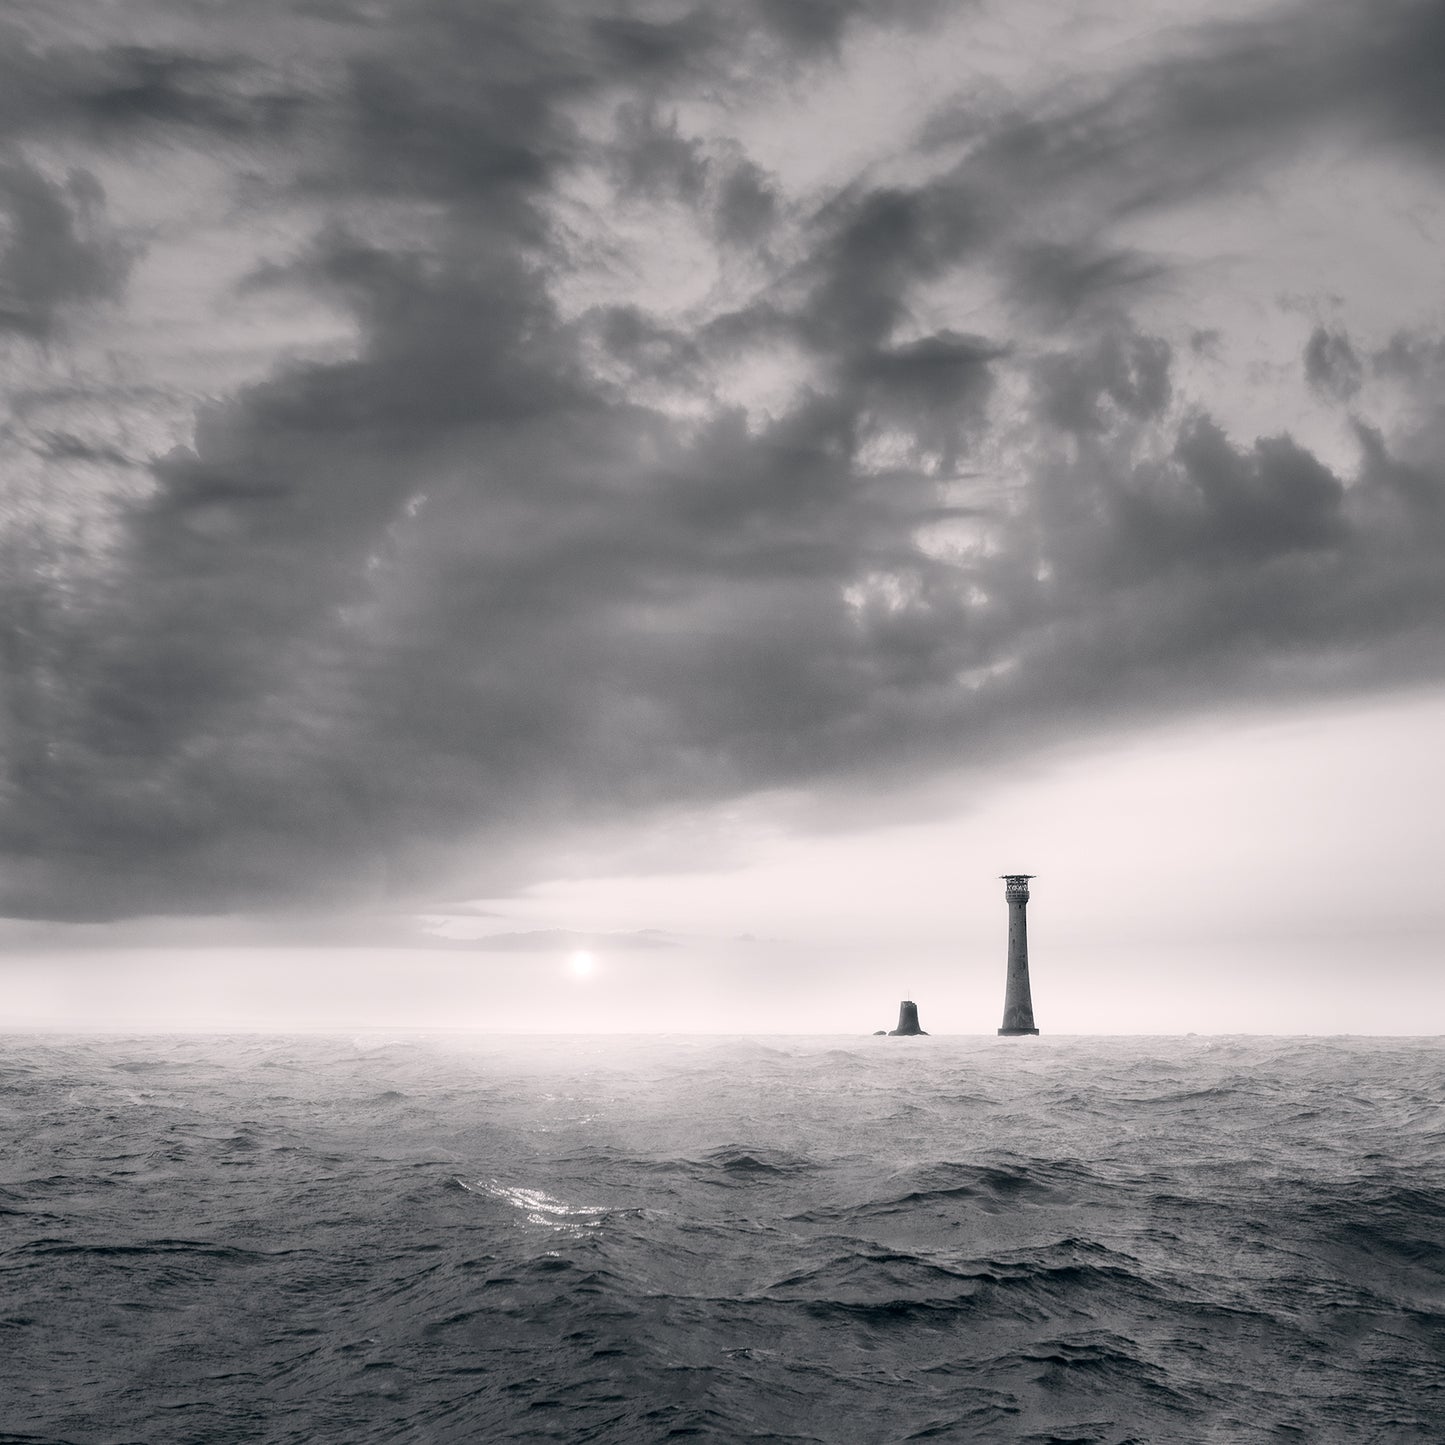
[2,1034,1442,1443]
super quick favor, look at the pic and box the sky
[2,0,1445,1033]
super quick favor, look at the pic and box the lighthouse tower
[998,874,1040,1036]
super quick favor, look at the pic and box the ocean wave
[11,1237,272,1263]
[3,1033,1443,1443]
[692,1145,816,1178]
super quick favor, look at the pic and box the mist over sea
[3,1034,1442,1443]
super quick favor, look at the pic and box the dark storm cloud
[1033,329,1173,436]
[794,182,985,353]
[713,158,778,246]
[1003,241,1167,329]
[1304,328,1364,402]
[985,321,1445,732]
[591,305,706,387]
[898,0,1445,321]
[604,109,780,249]
[5,0,1445,922]
[847,331,1001,471]
[610,102,710,203]
[0,159,130,338]
[0,20,311,142]
[32,432,140,469]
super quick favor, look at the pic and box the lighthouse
[998,874,1040,1036]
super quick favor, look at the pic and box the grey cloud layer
[4,0,1445,920]
[0,160,130,338]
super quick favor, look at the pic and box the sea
[2,1034,1442,1444]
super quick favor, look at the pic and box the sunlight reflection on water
[462,1178,609,1230]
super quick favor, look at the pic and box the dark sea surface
[2,1034,1442,1444]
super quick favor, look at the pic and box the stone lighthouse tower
[998,874,1040,1036]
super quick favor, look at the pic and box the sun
[566,950,598,980]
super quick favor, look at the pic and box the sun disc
[567,950,597,979]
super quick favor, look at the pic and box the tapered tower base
[998,874,1040,1036]
[889,1000,927,1036]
